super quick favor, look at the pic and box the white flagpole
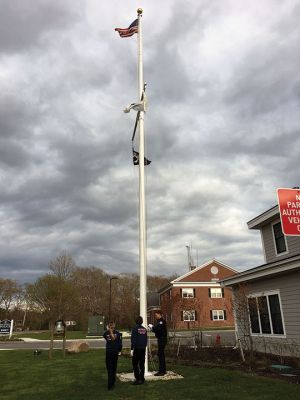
[137,8,149,374]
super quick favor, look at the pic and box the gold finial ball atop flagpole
[137,8,143,15]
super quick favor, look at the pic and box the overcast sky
[1,0,300,283]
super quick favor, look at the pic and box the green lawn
[1,350,300,400]
[14,331,90,340]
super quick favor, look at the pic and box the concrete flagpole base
[117,371,183,382]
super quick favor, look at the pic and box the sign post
[9,319,14,339]
[277,188,300,235]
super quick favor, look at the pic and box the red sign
[277,188,300,236]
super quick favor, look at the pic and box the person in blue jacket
[103,321,122,390]
[148,310,167,376]
[131,316,148,385]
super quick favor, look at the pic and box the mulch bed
[162,345,300,385]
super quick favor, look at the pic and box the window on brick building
[210,310,227,320]
[181,288,195,298]
[208,288,224,298]
[182,310,197,321]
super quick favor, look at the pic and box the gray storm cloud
[0,0,299,282]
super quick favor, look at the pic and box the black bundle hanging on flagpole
[132,148,151,165]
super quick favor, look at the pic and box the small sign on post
[277,188,300,236]
[0,319,13,338]
[65,321,77,327]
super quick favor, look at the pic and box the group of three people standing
[103,310,167,390]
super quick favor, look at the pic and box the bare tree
[231,284,253,363]
[27,269,78,359]
[71,266,109,321]
[147,275,173,292]
[170,291,204,330]
[49,251,76,280]
[0,278,20,318]
[113,274,139,327]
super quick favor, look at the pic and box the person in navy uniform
[103,321,122,390]
[131,316,148,385]
[148,310,167,376]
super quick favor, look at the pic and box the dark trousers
[132,348,146,382]
[157,338,167,373]
[105,351,118,389]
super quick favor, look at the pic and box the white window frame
[247,290,286,337]
[182,288,194,298]
[271,219,288,257]
[183,310,196,321]
[212,310,224,320]
[210,288,223,298]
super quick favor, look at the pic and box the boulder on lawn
[67,341,89,353]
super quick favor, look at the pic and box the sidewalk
[21,337,106,342]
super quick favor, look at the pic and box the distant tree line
[0,252,173,331]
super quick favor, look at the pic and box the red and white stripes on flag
[115,19,138,37]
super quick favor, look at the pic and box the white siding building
[221,205,300,357]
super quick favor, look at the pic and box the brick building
[158,259,238,329]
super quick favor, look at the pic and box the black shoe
[131,380,142,385]
[108,385,114,390]
[154,372,165,376]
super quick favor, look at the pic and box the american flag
[115,19,138,38]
